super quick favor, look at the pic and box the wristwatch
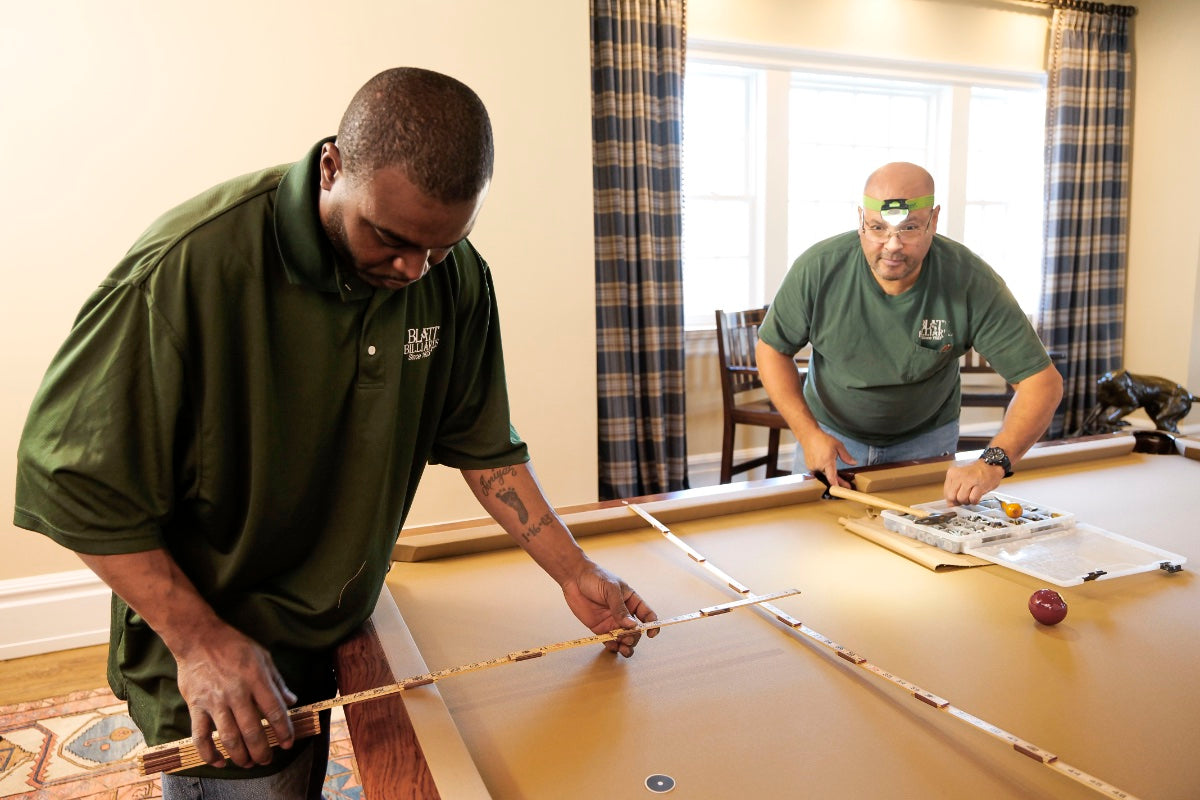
[980,446,1013,478]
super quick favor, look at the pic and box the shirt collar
[274,137,374,301]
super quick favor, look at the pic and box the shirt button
[367,345,377,356]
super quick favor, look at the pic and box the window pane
[682,63,757,326]
[963,86,1047,315]
[683,198,752,321]
[683,65,754,196]
[788,76,940,260]
[684,197,752,260]
[680,54,1047,329]
[683,256,753,320]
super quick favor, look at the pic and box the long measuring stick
[136,588,800,775]
[624,502,1139,800]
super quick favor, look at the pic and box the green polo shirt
[760,231,1050,446]
[14,139,528,774]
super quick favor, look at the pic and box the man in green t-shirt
[757,162,1062,506]
[14,68,658,799]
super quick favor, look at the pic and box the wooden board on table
[852,434,1137,492]
[393,477,826,562]
[838,514,991,571]
[336,589,492,799]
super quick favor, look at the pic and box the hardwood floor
[0,644,109,706]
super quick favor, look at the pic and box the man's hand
[943,459,1005,506]
[754,339,851,482]
[76,550,296,769]
[559,560,658,658]
[799,429,857,487]
[175,620,297,768]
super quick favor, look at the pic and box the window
[682,51,1047,328]
[681,64,761,323]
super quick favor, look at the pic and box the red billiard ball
[1028,589,1068,625]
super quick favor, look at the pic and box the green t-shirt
[13,139,528,773]
[759,231,1050,446]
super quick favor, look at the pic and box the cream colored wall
[1125,0,1200,385]
[0,1,597,581]
[685,0,1200,470]
[688,0,1049,69]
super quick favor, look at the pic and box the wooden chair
[714,308,805,483]
[957,349,1013,450]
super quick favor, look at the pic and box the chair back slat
[715,308,769,401]
[714,307,805,483]
[960,348,995,374]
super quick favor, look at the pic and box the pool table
[334,433,1200,800]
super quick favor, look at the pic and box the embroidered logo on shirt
[918,318,949,341]
[404,325,441,361]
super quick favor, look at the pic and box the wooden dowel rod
[136,588,800,776]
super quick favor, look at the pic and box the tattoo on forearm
[521,512,555,543]
[497,488,529,524]
[478,466,518,497]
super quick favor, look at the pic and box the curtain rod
[1020,0,1137,17]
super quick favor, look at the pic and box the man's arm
[460,463,658,657]
[944,361,1064,504]
[76,550,296,768]
[755,339,856,486]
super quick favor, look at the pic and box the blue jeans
[793,419,960,474]
[161,723,329,800]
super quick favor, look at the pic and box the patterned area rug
[0,687,362,799]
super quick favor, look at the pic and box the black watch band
[980,446,1013,478]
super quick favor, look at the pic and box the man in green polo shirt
[756,162,1063,506]
[14,67,658,799]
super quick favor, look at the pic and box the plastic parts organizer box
[881,493,1074,554]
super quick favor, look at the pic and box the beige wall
[1124,0,1200,382]
[0,0,597,581]
[688,0,1049,70]
[685,0,1200,463]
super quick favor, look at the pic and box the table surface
[336,434,1200,800]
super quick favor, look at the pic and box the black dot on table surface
[645,773,676,793]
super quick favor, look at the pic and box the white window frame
[683,40,1047,330]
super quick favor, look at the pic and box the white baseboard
[0,569,109,660]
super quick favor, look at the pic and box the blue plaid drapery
[590,0,688,499]
[1039,6,1134,437]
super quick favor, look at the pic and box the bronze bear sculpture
[1080,369,1197,434]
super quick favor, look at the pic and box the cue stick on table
[624,502,1141,800]
[135,587,801,776]
[810,472,957,525]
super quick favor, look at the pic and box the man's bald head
[857,162,940,295]
[863,162,935,204]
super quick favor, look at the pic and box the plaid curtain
[590,0,688,499]
[1039,6,1134,436]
